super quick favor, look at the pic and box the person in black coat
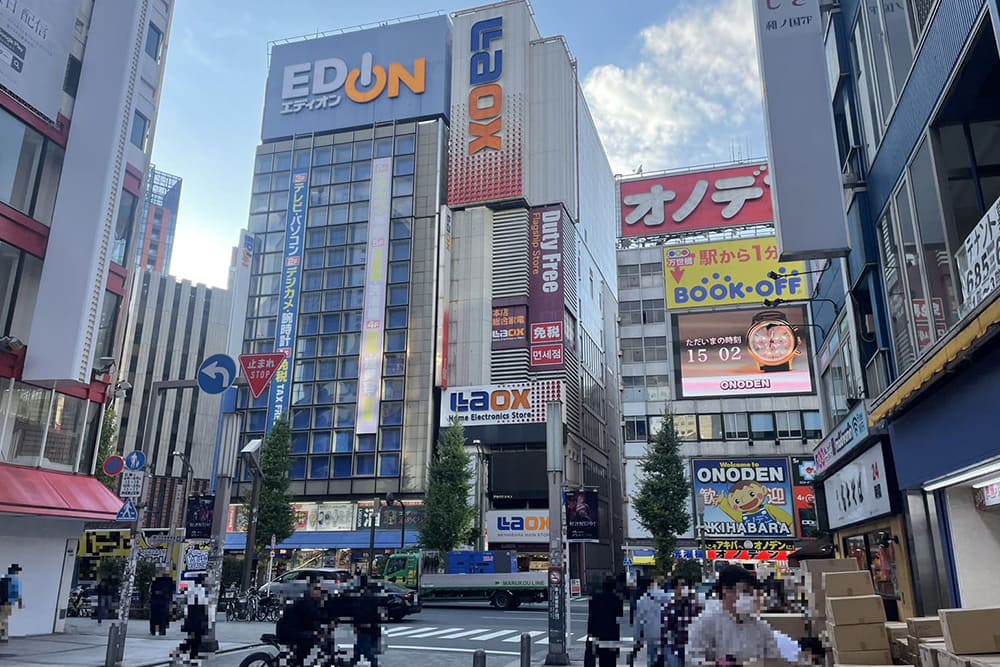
[276,577,327,667]
[174,577,209,664]
[351,576,386,667]
[149,568,175,636]
[588,576,624,667]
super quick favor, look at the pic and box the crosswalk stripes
[406,627,468,639]
[468,629,521,641]
[438,628,493,639]
[502,630,545,642]
[382,625,595,645]
[383,626,438,638]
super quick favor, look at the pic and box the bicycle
[225,589,260,622]
[238,632,352,667]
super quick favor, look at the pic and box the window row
[283,401,403,430]
[254,167,414,198]
[248,285,408,319]
[623,410,822,443]
[288,452,401,480]
[619,299,666,326]
[293,354,408,385]
[620,336,669,363]
[621,375,670,402]
[253,135,416,175]
[286,428,403,455]
[250,213,411,243]
[250,262,410,297]
[618,262,663,290]
[0,106,65,226]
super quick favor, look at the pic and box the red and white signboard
[239,353,286,399]
[620,164,773,238]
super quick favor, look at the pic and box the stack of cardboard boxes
[824,570,893,665]
[801,558,860,630]
[903,607,1000,667]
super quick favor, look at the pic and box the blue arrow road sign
[198,353,237,395]
[116,499,138,522]
[124,450,146,471]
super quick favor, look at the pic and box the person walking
[173,576,210,665]
[588,576,625,667]
[0,564,24,643]
[661,576,702,667]
[634,578,669,667]
[352,576,386,667]
[149,568,175,636]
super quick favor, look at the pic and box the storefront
[484,509,552,571]
[814,403,916,622]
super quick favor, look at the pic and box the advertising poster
[0,0,77,123]
[184,495,215,540]
[823,446,892,530]
[673,305,814,398]
[565,489,599,542]
[492,302,528,350]
[486,510,550,543]
[955,195,1000,316]
[440,381,563,426]
[528,205,566,369]
[791,457,817,538]
[693,458,796,539]
[663,237,807,309]
[620,163,773,237]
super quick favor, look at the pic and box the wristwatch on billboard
[745,310,803,373]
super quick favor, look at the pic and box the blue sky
[154,0,763,287]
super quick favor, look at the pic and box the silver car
[259,567,353,600]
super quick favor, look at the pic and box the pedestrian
[149,567,175,636]
[587,576,624,667]
[0,564,24,643]
[685,565,783,666]
[276,575,327,667]
[173,576,210,666]
[661,576,701,667]
[634,578,669,667]
[352,575,386,667]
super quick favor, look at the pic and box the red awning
[0,464,123,521]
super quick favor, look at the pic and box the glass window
[395,134,415,154]
[340,357,359,379]
[394,155,415,176]
[803,411,823,439]
[393,175,414,197]
[31,141,63,226]
[642,299,665,324]
[698,414,724,440]
[618,265,640,290]
[310,456,330,479]
[852,26,882,162]
[340,333,361,355]
[860,3,895,123]
[384,353,406,376]
[292,408,311,429]
[349,223,368,244]
[274,152,292,171]
[130,110,150,150]
[374,137,393,158]
[383,378,404,401]
[333,455,352,478]
[335,405,355,428]
[750,413,776,440]
[624,417,647,442]
[111,189,138,265]
[357,434,376,452]
[354,141,373,161]
[355,454,376,477]
[381,402,403,426]
[646,375,670,401]
[254,154,273,174]
[337,380,357,403]
[145,22,163,60]
[878,0,914,95]
[313,146,333,166]
[334,431,353,453]
[291,433,309,455]
[95,292,121,359]
[351,181,370,202]
[379,453,401,477]
[290,458,306,480]
[385,330,406,352]
[314,407,333,429]
[675,415,698,441]
[315,382,335,404]
[389,262,409,283]
[350,202,369,222]
[896,182,933,353]
[724,413,749,439]
[334,145,353,163]
[879,206,917,371]
[620,338,643,363]
[388,285,408,306]
[387,307,407,329]
[776,411,803,439]
[644,336,668,362]
[622,376,644,402]
[310,186,330,207]
[390,219,411,239]
[391,197,413,218]
[332,184,350,204]
[640,262,663,288]
[389,239,410,261]
[381,428,402,451]
[907,0,933,40]
[619,301,642,326]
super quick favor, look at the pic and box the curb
[138,642,264,666]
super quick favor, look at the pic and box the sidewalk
[0,617,267,667]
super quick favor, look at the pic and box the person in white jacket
[634,578,670,667]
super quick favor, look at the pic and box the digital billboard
[528,205,566,369]
[693,458,796,539]
[673,305,815,398]
[791,456,818,539]
[0,0,76,123]
[664,237,808,309]
[262,16,451,141]
[620,163,773,238]
[440,381,563,426]
[565,489,599,542]
[492,302,528,350]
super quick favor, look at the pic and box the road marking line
[439,628,493,639]
[405,627,467,638]
[503,630,545,642]
[467,629,519,641]
[390,645,519,656]
[384,626,438,637]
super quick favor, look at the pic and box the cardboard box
[827,622,890,652]
[893,637,910,660]
[912,637,946,654]
[918,642,947,667]
[908,617,944,639]
[824,571,876,598]
[761,613,808,641]
[968,656,1000,667]
[886,622,910,641]
[803,559,859,596]
[938,651,973,667]
[940,608,1000,655]
[832,649,893,665]
[827,595,887,626]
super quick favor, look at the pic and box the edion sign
[467,17,504,154]
[281,54,425,111]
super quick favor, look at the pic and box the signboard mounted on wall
[692,458,796,539]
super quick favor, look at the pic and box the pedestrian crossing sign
[116,499,138,523]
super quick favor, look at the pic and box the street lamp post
[171,451,195,540]
[385,493,406,550]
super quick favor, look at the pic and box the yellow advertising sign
[664,238,808,309]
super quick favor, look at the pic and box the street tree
[633,412,691,572]
[95,407,118,493]
[420,418,475,555]
[253,417,296,554]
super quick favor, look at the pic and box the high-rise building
[0,0,175,636]
[117,269,233,530]
[136,165,182,272]
[227,2,624,586]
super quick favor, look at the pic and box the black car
[379,580,421,622]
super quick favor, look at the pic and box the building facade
[117,269,233,529]
[755,0,1000,617]
[135,165,181,272]
[0,0,175,636]
[616,164,822,571]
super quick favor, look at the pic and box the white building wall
[447,207,493,388]
[945,484,1000,608]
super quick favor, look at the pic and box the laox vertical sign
[529,205,565,370]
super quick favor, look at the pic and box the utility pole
[544,402,569,665]
[240,439,263,592]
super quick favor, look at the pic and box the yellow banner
[664,238,807,309]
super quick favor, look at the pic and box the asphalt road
[202,600,633,667]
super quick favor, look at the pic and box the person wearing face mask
[685,565,782,667]
[662,577,702,667]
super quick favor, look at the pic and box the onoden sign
[664,238,807,309]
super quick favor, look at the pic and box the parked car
[258,567,352,600]
[377,580,421,622]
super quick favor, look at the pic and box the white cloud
[582,0,765,175]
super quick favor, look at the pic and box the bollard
[474,648,487,667]
[520,633,532,667]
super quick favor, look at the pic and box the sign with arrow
[116,499,138,523]
[198,353,238,394]
[239,353,286,399]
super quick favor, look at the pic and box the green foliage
[95,407,118,492]
[633,412,692,573]
[419,419,475,553]
[254,418,295,553]
[670,558,703,584]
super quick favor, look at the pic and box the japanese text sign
[529,205,566,370]
[673,305,815,398]
[239,353,286,399]
[692,458,796,539]
[823,445,892,530]
[955,194,1000,317]
[492,302,528,350]
[356,157,393,434]
[814,402,869,474]
[267,169,309,431]
[664,237,807,308]
[620,164,773,237]
[974,483,1000,512]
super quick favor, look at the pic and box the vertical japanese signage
[356,157,393,434]
[692,458,796,538]
[267,169,309,431]
[954,194,1000,317]
[529,205,565,370]
[435,206,452,388]
[790,457,818,539]
[753,0,850,260]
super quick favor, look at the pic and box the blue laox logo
[497,516,549,531]
[674,267,804,304]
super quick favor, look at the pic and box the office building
[135,165,182,272]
